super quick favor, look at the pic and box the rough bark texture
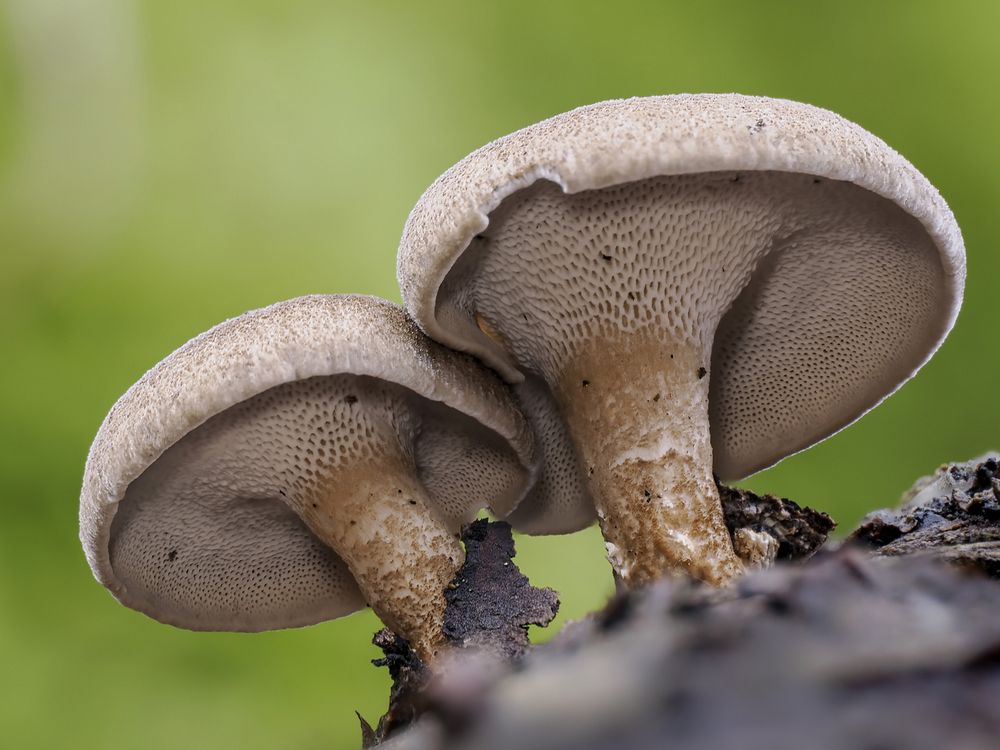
[370,456,1000,750]
[363,630,429,746]
[443,519,560,659]
[850,453,1000,575]
[718,482,835,562]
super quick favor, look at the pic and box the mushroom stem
[290,458,465,662]
[556,333,743,588]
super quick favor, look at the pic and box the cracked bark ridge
[381,551,1000,750]
[718,481,835,562]
[443,519,560,660]
[851,453,1000,576]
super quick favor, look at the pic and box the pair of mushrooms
[81,94,965,662]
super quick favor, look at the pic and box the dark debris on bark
[443,519,560,660]
[718,481,835,561]
[361,630,429,747]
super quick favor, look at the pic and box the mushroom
[396,94,965,588]
[80,295,535,661]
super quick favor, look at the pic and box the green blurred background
[1,1,997,747]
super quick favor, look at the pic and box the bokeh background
[1,1,997,747]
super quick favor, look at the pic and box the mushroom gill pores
[397,94,965,588]
[80,295,535,662]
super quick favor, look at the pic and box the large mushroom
[80,295,535,661]
[397,94,965,588]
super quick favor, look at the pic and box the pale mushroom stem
[291,457,465,662]
[555,333,744,588]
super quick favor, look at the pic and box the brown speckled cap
[80,295,535,634]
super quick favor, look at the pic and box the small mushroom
[397,94,965,588]
[80,295,535,661]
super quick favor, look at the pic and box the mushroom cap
[397,94,965,500]
[80,294,535,631]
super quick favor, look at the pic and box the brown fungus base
[556,334,742,586]
[256,376,467,662]
[293,460,464,663]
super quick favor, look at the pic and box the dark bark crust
[443,519,560,659]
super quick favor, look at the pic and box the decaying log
[369,456,1000,750]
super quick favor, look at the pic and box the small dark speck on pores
[697,367,707,379]
[409,500,417,505]
[600,252,613,261]
[167,549,178,562]
[344,394,358,405]
[582,379,590,388]
[653,393,661,402]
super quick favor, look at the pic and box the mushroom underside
[436,170,948,481]
[107,373,525,634]
[430,170,947,584]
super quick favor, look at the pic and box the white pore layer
[108,374,523,631]
[436,172,947,530]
